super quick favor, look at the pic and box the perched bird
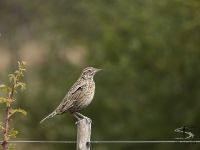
[40,67,101,123]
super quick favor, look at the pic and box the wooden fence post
[76,118,91,150]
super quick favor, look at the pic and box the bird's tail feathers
[40,111,57,124]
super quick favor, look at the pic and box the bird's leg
[73,113,80,120]
[72,113,82,124]
[75,112,92,123]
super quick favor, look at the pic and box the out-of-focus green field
[0,0,200,149]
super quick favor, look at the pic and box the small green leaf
[8,74,16,84]
[10,108,27,117]
[14,70,20,76]
[15,82,26,91]
[8,128,18,138]
[18,61,26,71]
[0,84,9,93]
[21,61,26,66]
[0,97,13,104]
[0,122,4,130]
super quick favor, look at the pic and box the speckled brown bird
[40,67,101,123]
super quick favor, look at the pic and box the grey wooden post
[76,118,91,150]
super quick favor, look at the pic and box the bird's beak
[95,68,102,72]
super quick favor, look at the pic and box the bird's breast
[84,82,95,105]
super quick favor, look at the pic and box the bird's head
[81,67,102,80]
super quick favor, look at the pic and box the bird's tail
[40,111,57,124]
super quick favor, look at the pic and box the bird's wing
[56,81,86,112]
[69,86,85,101]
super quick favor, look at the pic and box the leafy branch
[0,61,27,150]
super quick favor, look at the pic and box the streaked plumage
[40,67,101,123]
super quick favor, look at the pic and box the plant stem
[2,106,10,150]
[2,84,14,150]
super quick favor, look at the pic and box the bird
[40,67,101,123]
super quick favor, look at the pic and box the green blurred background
[0,0,200,149]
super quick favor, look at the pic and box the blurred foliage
[0,0,200,150]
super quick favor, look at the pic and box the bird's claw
[84,117,92,124]
[75,120,79,125]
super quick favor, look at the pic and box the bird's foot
[75,117,92,125]
[74,112,92,124]
[75,120,80,125]
[73,113,81,125]
[83,116,92,124]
